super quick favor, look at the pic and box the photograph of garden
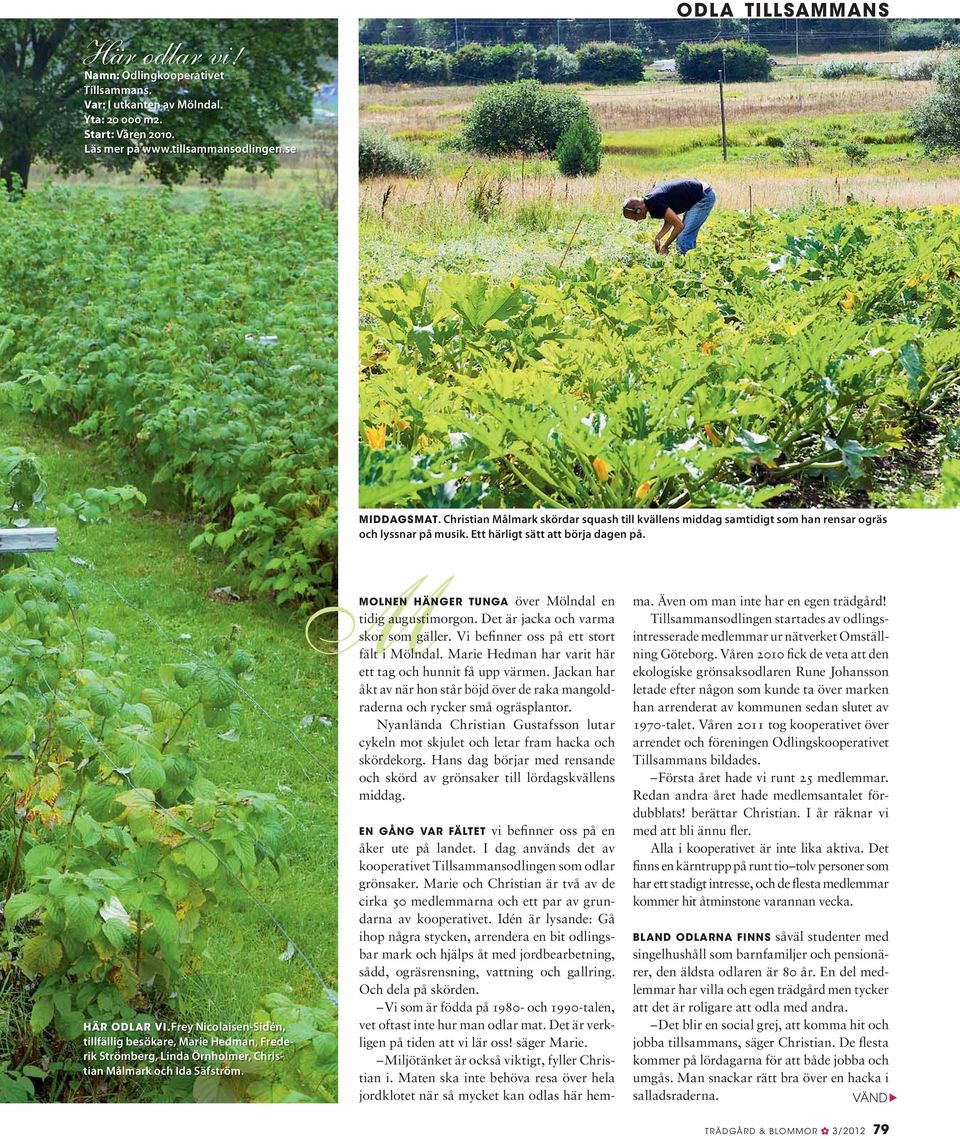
[1,18,338,1102]
[359,17,960,509]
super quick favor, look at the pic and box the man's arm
[657,207,684,253]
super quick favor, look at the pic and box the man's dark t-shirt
[642,179,706,219]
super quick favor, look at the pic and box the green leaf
[86,682,122,718]
[182,841,219,881]
[22,844,60,877]
[55,1005,86,1040]
[193,799,217,827]
[899,342,923,395]
[824,436,884,481]
[0,717,29,753]
[102,917,131,949]
[30,996,55,1034]
[196,663,236,709]
[194,1073,246,1104]
[63,894,99,938]
[226,650,254,678]
[22,935,64,976]
[4,892,43,924]
[148,902,180,947]
[132,751,166,792]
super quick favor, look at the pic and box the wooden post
[718,70,728,163]
[0,528,59,553]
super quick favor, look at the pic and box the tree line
[359,17,960,55]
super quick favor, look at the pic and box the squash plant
[360,204,960,507]
[0,448,288,1098]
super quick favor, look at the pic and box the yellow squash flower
[592,456,609,482]
[365,425,387,450]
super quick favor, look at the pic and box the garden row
[0,187,337,610]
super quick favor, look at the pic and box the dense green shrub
[359,44,451,84]
[574,42,645,84]
[534,45,579,83]
[675,40,772,83]
[359,128,427,178]
[843,141,869,165]
[782,133,815,166]
[909,54,960,154]
[0,187,337,610]
[890,20,960,51]
[555,115,603,176]
[461,81,594,155]
[451,43,536,83]
[816,59,876,78]
[0,450,285,1095]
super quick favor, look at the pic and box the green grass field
[360,70,960,276]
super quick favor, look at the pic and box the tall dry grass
[361,165,960,229]
[361,78,932,134]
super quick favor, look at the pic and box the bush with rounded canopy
[575,42,645,84]
[461,80,595,156]
[909,54,960,153]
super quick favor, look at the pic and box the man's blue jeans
[675,186,716,254]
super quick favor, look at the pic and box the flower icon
[822,1129,830,1135]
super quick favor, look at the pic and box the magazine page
[346,6,957,1136]
[0,14,339,1107]
[1,4,958,1137]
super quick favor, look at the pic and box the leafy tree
[910,55,960,155]
[359,19,390,45]
[0,18,335,191]
[417,20,456,49]
[575,42,645,84]
[676,40,771,84]
[461,81,593,156]
[555,114,602,176]
[535,45,579,84]
[360,44,450,84]
[890,19,960,50]
[451,43,536,83]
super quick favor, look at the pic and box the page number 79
[873,1127,890,1135]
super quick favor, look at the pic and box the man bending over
[622,178,716,255]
